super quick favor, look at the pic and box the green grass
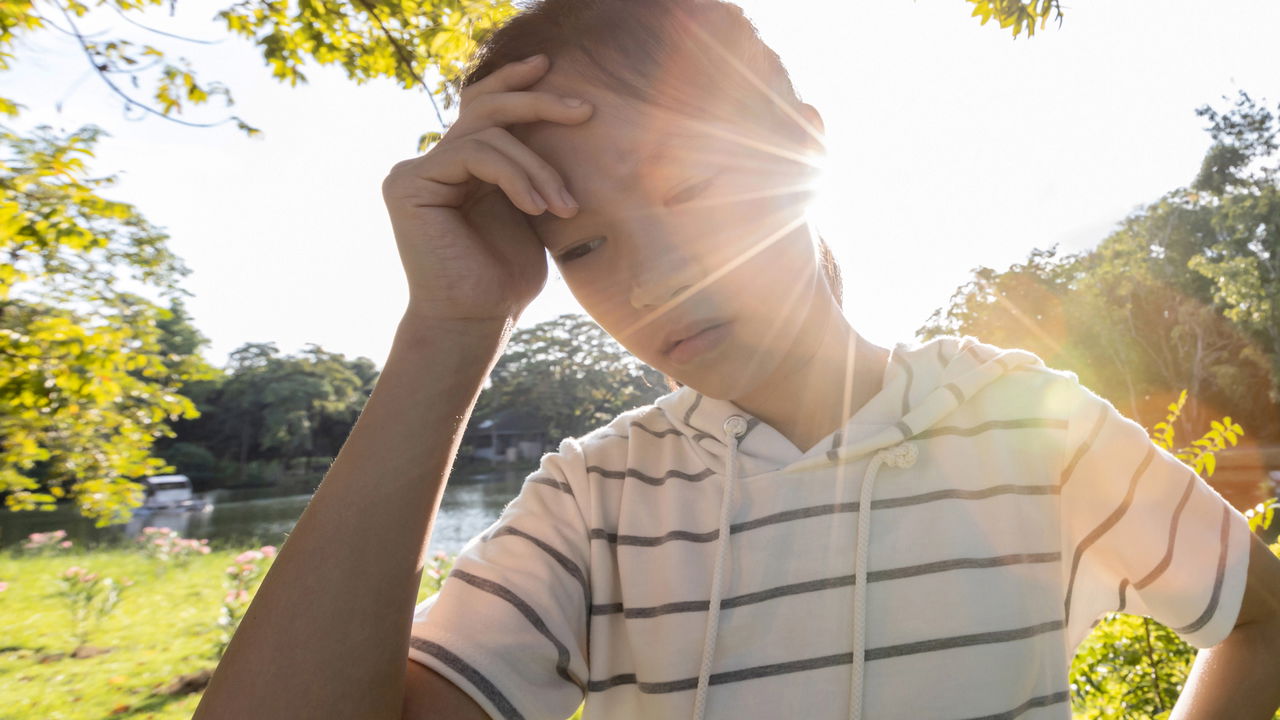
[0,538,286,720]
[0,534,579,720]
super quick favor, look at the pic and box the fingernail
[562,97,585,107]
[522,53,546,64]
[559,188,578,209]
[530,190,548,211]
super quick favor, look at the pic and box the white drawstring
[692,414,748,720]
[849,442,917,720]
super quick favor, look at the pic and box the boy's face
[514,60,829,400]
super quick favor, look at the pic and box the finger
[445,138,549,216]
[469,127,579,218]
[459,54,550,107]
[451,91,593,135]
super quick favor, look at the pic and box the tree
[163,341,378,487]
[1186,91,1280,404]
[2,0,509,521]
[0,122,219,525]
[474,313,668,443]
[920,92,1280,442]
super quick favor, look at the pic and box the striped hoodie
[408,335,1252,720]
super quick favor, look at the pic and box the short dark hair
[460,0,843,392]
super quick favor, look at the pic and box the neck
[729,295,890,454]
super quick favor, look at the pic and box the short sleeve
[1058,379,1253,651]
[409,437,592,720]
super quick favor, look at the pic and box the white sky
[7,0,1280,370]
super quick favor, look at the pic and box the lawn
[1,532,306,720]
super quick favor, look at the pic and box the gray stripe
[486,526,590,610]
[873,483,1059,510]
[1064,445,1155,625]
[1134,472,1197,590]
[683,392,702,425]
[943,382,965,404]
[631,421,685,439]
[741,416,761,439]
[954,690,1070,720]
[590,553,1060,618]
[865,620,1063,661]
[1174,504,1232,635]
[410,638,525,720]
[1060,405,1108,490]
[586,465,716,485]
[1117,578,1130,613]
[912,418,1067,441]
[588,527,719,546]
[892,350,914,415]
[526,475,574,495]
[691,431,715,443]
[895,420,914,438]
[449,569,585,690]
[589,484,1059,547]
[586,621,1063,693]
[827,429,843,462]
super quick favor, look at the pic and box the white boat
[140,474,211,512]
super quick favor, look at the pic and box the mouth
[663,320,733,363]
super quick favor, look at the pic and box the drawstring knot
[880,441,917,470]
[692,414,748,720]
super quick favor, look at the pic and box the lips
[662,318,730,356]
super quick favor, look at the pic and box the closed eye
[556,235,605,263]
[665,174,719,207]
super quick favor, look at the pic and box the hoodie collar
[655,335,1046,478]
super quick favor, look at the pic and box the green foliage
[54,564,135,650]
[1,122,220,525]
[474,313,668,443]
[920,92,1280,443]
[167,342,378,486]
[965,0,1063,38]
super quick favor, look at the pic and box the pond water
[0,466,529,558]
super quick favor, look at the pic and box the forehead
[514,65,742,183]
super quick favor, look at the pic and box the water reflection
[0,466,529,557]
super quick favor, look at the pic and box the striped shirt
[408,335,1251,720]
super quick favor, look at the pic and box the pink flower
[235,550,263,564]
[199,546,211,554]
[260,546,277,558]
[59,540,72,548]
[0,582,9,592]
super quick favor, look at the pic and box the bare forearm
[1170,622,1280,720]
[193,312,512,720]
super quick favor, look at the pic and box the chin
[663,355,772,402]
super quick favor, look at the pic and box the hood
[653,335,1045,720]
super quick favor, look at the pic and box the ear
[797,102,825,152]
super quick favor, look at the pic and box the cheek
[561,265,633,332]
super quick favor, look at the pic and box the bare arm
[1169,533,1280,720]
[192,313,511,720]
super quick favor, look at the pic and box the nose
[627,235,704,311]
